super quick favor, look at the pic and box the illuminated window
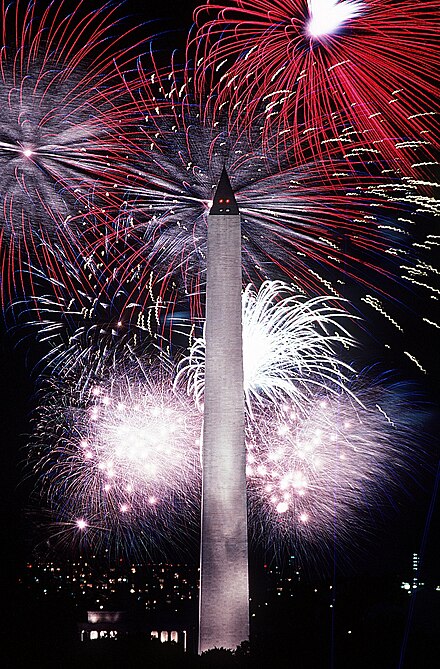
[160,631,169,643]
[170,631,178,643]
[90,631,98,640]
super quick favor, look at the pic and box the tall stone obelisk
[198,169,249,653]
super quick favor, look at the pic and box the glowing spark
[403,352,427,374]
[423,318,440,329]
[307,0,364,37]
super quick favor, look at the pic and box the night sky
[0,0,439,664]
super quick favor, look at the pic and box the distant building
[79,610,189,651]
[79,611,127,641]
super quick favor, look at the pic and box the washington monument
[198,168,249,653]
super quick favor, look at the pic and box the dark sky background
[0,0,438,593]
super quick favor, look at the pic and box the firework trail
[177,280,359,415]
[245,378,427,563]
[190,0,439,172]
[107,55,427,335]
[0,0,145,306]
[9,237,160,379]
[29,356,202,557]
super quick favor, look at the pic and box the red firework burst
[190,0,439,173]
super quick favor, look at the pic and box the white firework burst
[29,356,202,556]
[177,280,358,416]
[246,379,426,561]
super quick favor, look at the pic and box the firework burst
[0,0,144,305]
[27,319,429,561]
[190,0,439,171]
[29,357,202,557]
[177,280,358,415]
[245,379,426,562]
